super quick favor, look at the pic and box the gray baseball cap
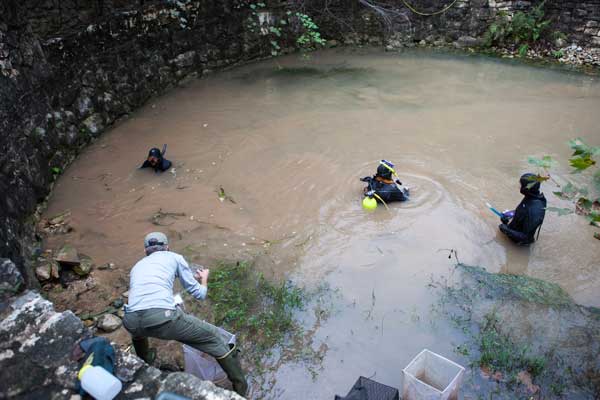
[144,232,168,248]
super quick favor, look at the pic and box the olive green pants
[123,308,229,357]
[123,308,247,396]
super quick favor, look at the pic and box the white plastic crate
[402,349,465,400]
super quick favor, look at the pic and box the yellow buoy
[362,196,378,211]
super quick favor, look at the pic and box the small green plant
[551,49,564,58]
[483,2,552,55]
[185,261,305,357]
[455,343,470,356]
[245,3,325,60]
[293,11,326,56]
[550,381,566,396]
[51,167,62,176]
[528,138,600,232]
[550,30,567,42]
[478,312,547,379]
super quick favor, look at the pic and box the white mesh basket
[402,349,465,400]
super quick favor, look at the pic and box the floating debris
[38,210,73,235]
[150,209,186,226]
[217,187,236,204]
[97,262,114,270]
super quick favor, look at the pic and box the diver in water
[140,145,172,173]
[361,160,409,204]
[498,173,546,245]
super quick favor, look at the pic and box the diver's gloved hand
[360,176,372,182]
[499,224,509,233]
[500,215,510,225]
[395,179,402,185]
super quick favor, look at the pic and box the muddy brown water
[43,49,600,398]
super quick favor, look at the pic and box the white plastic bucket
[80,366,122,400]
[402,349,465,400]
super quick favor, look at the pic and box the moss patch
[459,264,573,308]
[437,264,598,397]
[478,311,547,379]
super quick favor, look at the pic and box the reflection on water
[43,48,600,399]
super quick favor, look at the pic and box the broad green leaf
[587,211,600,224]
[577,198,593,211]
[527,155,555,169]
[568,138,587,155]
[546,207,574,216]
[553,191,565,198]
[569,154,596,171]
[518,44,529,57]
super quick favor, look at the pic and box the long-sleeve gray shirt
[126,251,206,312]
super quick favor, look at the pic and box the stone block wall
[0,0,275,287]
[545,0,600,47]
[312,0,600,48]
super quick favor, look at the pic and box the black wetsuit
[499,192,546,245]
[361,176,409,203]
[140,158,172,172]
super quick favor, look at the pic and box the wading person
[122,232,247,396]
[140,146,172,173]
[498,173,546,245]
[361,159,409,203]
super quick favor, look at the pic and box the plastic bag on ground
[183,327,236,385]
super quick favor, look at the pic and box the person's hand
[395,179,402,185]
[500,216,510,225]
[194,268,210,284]
[360,176,371,182]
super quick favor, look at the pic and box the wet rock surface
[0,291,244,399]
[0,259,24,303]
[159,373,245,400]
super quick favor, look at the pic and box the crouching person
[123,232,248,396]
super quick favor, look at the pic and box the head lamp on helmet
[377,160,395,180]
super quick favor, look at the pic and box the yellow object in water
[362,196,378,211]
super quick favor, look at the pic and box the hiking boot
[217,350,248,396]
[132,337,156,365]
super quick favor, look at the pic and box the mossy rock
[73,255,93,277]
[54,244,80,266]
